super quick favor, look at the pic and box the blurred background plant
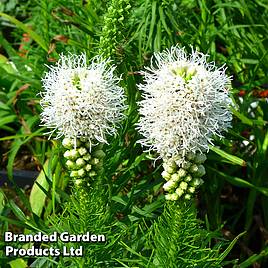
[0,0,268,267]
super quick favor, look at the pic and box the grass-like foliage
[0,0,268,267]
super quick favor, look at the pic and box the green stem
[153,200,222,267]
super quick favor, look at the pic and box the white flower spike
[40,53,126,146]
[137,46,232,164]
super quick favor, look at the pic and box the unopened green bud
[66,160,75,169]
[78,147,87,156]
[76,158,86,168]
[95,160,103,170]
[165,194,172,200]
[186,152,195,161]
[185,66,197,81]
[194,154,207,164]
[84,142,91,149]
[171,173,180,181]
[181,161,192,170]
[95,144,103,150]
[191,178,204,187]
[70,149,79,159]
[184,194,191,200]
[97,167,104,174]
[63,150,71,159]
[179,181,188,191]
[77,168,86,177]
[175,66,187,77]
[64,149,79,160]
[161,170,171,180]
[93,150,105,159]
[91,158,100,165]
[164,161,177,173]
[165,193,178,201]
[163,163,169,171]
[70,171,79,178]
[89,171,97,177]
[177,168,187,178]
[167,165,176,174]
[163,162,177,173]
[85,164,92,171]
[189,164,199,173]
[188,187,195,194]
[175,188,184,197]
[195,165,206,177]
[62,138,72,149]
[185,174,192,182]
[75,179,83,185]
[83,154,91,161]
[163,180,177,191]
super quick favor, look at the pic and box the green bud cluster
[162,152,207,201]
[62,138,105,183]
[171,64,198,82]
[99,0,132,58]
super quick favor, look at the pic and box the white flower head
[40,53,126,146]
[137,46,232,164]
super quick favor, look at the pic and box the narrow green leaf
[0,189,5,214]
[7,128,44,180]
[231,107,253,126]
[0,12,48,52]
[1,125,15,132]
[166,11,179,29]
[8,200,26,221]
[231,107,266,126]
[226,24,264,30]
[112,196,128,206]
[0,215,27,227]
[240,58,259,64]
[216,231,246,264]
[209,167,268,197]
[146,1,157,49]
[113,259,130,267]
[209,145,246,166]
[159,6,171,36]
[132,205,154,218]
[0,115,17,127]
[262,131,268,153]
[154,20,162,51]
[119,241,149,262]
[237,246,268,268]
[7,138,24,180]
[0,131,45,141]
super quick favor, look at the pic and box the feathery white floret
[137,46,232,164]
[40,53,126,146]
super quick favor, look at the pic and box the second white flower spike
[137,46,233,165]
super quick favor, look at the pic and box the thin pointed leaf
[209,145,246,166]
[0,12,48,52]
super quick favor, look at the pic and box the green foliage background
[0,0,268,267]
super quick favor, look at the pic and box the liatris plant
[137,46,233,200]
[137,46,233,266]
[40,53,126,202]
